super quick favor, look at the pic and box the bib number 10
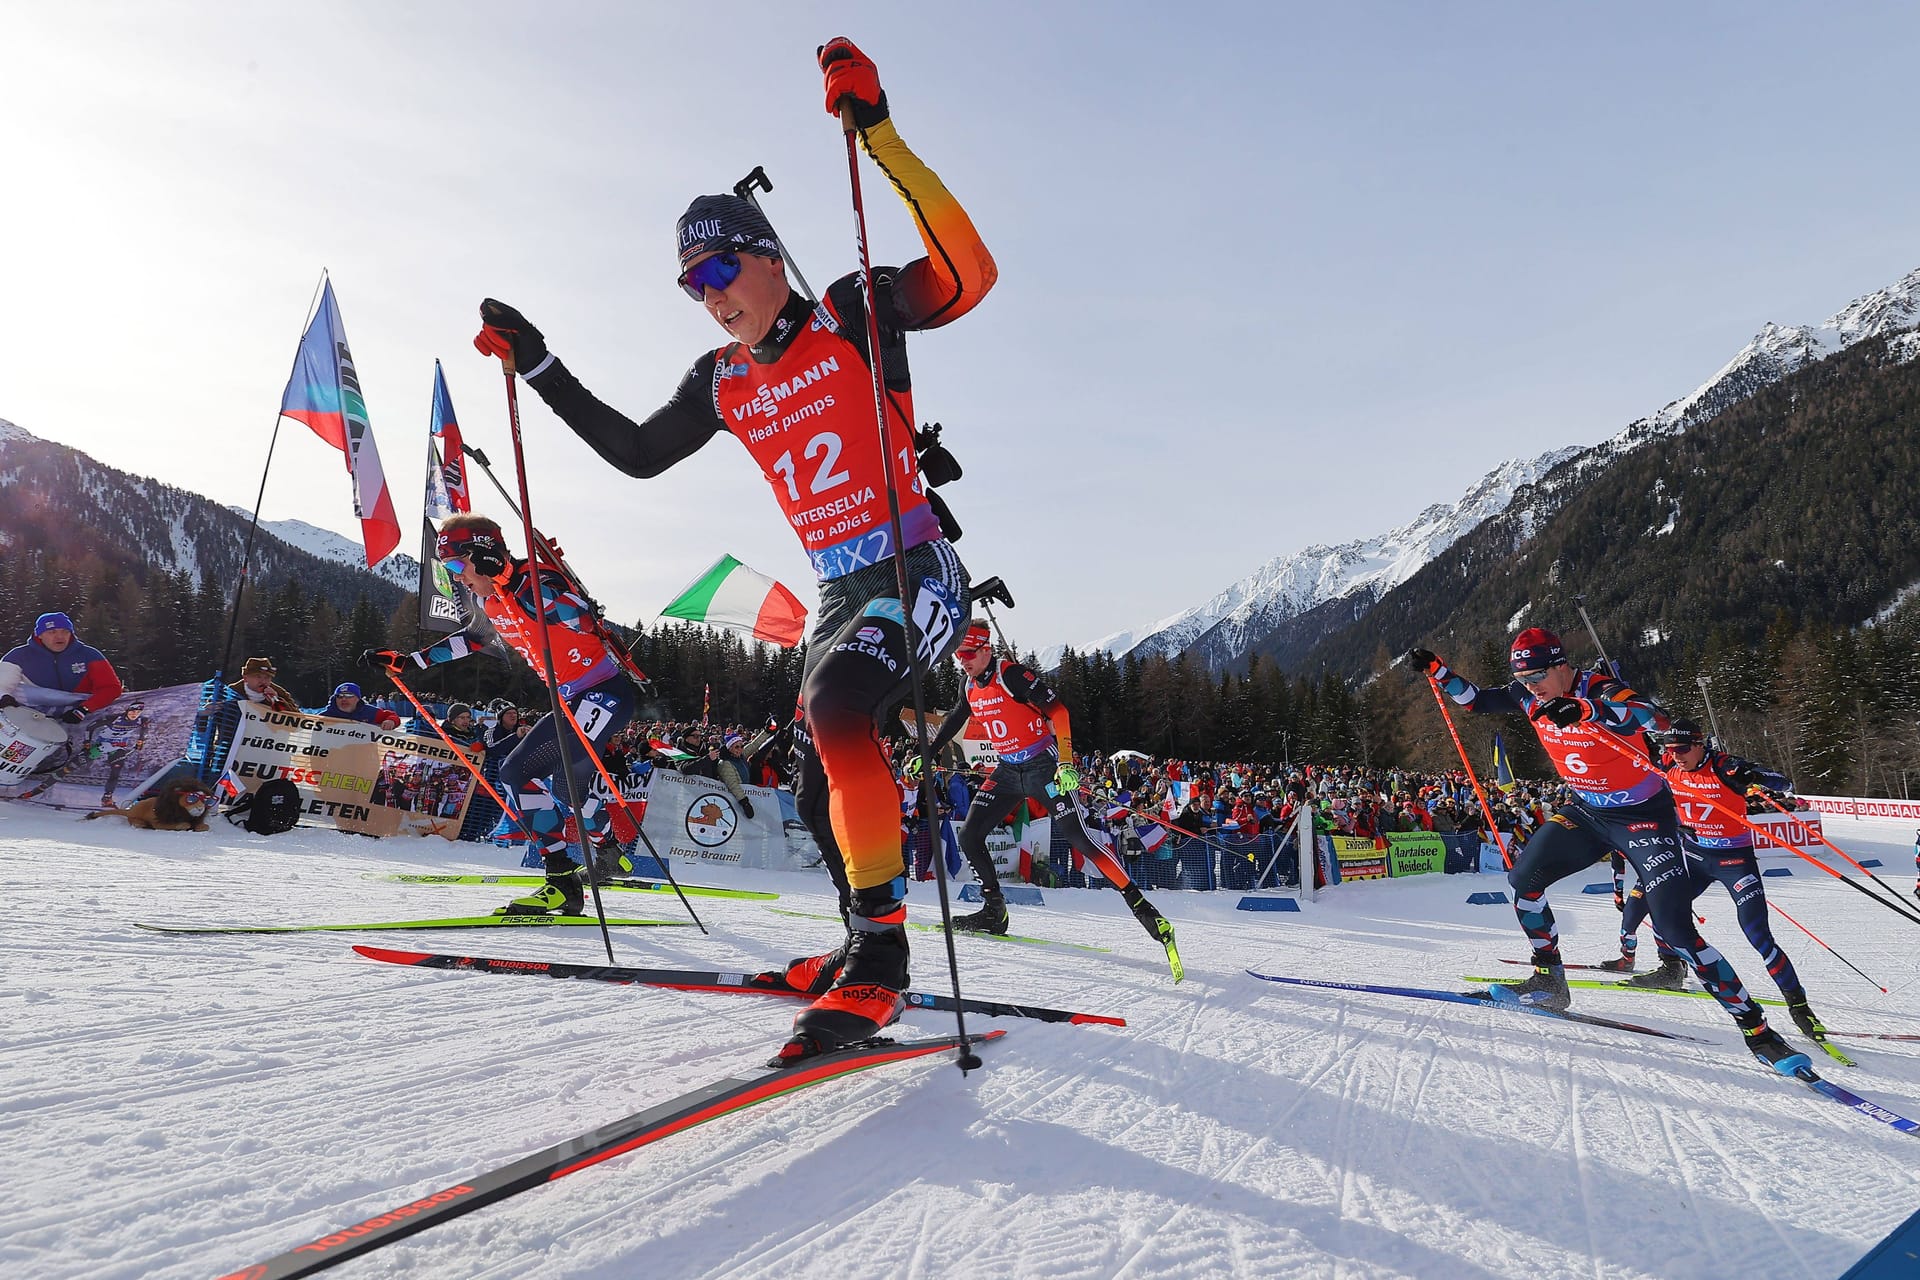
[773,432,851,502]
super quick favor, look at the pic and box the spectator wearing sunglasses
[472,37,997,1064]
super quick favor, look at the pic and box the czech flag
[277,278,402,566]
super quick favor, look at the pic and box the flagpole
[217,269,329,683]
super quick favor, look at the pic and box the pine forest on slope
[1068,266,1920,676]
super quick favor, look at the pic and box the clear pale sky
[5,4,1917,652]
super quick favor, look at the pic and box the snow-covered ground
[5,802,1919,1280]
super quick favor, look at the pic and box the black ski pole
[733,165,820,302]
[494,352,617,965]
[1572,594,1621,679]
[970,575,1018,656]
[833,88,977,1074]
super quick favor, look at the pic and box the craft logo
[685,791,739,847]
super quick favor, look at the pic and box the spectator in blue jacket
[313,682,401,728]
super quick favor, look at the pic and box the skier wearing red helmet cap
[917,621,1181,977]
[1406,627,1809,1074]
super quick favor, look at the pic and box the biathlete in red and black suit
[917,622,1177,960]
[1408,628,1807,1070]
[1608,719,1831,1041]
[364,514,637,918]
[472,39,994,1061]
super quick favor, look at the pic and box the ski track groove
[1103,997,1357,1279]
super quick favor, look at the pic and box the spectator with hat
[313,682,401,729]
[0,611,123,723]
[716,731,755,819]
[226,656,300,713]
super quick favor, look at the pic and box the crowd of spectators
[1077,752,1573,852]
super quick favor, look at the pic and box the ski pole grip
[500,349,518,377]
[838,100,858,133]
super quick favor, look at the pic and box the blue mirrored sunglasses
[441,556,470,574]
[678,252,743,302]
[1514,665,1561,684]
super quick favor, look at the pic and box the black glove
[473,299,550,373]
[739,796,755,820]
[58,707,88,725]
[1405,647,1443,677]
[1531,696,1589,728]
[361,648,404,673]
[0,694,17,709]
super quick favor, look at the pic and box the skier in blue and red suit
[1407,628,1808,1071]
[0,612,123,722]
[364,513,638,918]
[1606,718,1833,1042]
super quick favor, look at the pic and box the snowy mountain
[1060,265,1920,673]
[1577,266,1920,469]
[227,507,418,589]
[0,416,406,615]
[1047,447,1581,671]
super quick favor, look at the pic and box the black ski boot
[1506,961,1571,1011]
[1784,993,1828,1042]
[1740,1013,1812,1076]
[1624,957,1688,990]
[777,893,909,1065]
[1122,885,1183,981]
[587,835,631,885]
[950,889,1009,935]
[496,854,584,916]
[1597,954,1637,973]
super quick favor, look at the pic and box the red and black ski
[217,1028,1005,1279]
[353,944,1126,1026]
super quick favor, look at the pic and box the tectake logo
[856,626,885,644]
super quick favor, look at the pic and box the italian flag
[659,554,807,648]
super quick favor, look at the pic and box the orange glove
[818,37,887,128]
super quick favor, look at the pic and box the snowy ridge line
[1050,446,1581,669]
[214,1030,1006,1280]
[1056,264,1920,671]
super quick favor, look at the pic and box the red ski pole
[1426,675,1511,869]
[388,673,516,819]
[1765,899,1887,993]
[1580,730,1920,928]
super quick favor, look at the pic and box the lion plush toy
[85,778,213,831]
